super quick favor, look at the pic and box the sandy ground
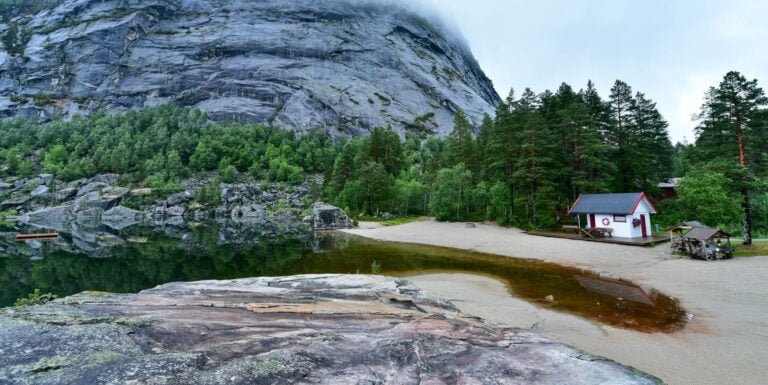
[343,220,768,385]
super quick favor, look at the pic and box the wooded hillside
[1,73,765,236]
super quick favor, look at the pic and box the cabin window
[613,215,627,223]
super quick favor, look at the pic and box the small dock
[16,233,59,241]
[526,231,670,247]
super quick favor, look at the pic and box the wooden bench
[579,227,613,239]
[562,225,580,233]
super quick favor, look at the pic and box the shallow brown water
[1,228,688,332]
[320,236,689,333]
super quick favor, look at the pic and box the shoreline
[342,220,768,385]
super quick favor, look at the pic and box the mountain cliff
[0,0,500,136]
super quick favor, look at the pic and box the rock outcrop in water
[304,201,354,230]
[0,0,500,136]
[1,172,329,256]
[0,274,663,385]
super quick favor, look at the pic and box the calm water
[0,225,688,333]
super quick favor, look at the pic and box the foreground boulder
[0,275,662,385]
[305,202,354,230]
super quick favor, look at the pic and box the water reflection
[575,276,657,306]
[0,224,688,333]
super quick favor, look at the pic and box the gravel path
[343,220,768,385]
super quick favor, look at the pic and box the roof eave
[567,194,584,215]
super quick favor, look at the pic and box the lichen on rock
[0,274,665,384]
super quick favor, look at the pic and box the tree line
[0,107,337,191]
[323,79,675,228]
[0,72,766,238]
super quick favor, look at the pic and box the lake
[0,224,688,333]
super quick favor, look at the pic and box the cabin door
[589,214,596,228]
[640,214,648,237]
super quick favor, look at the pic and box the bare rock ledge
[0,275,663,384]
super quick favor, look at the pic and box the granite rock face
[0,274,664,385]
[0,0,500,137]
[305,201,354,230]
[1,173,324,257]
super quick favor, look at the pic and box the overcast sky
[412,0,768,143]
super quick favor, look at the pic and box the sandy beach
[343,220,768,385]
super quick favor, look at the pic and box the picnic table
[581,227,613,238]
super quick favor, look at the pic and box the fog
[396,0,768,143]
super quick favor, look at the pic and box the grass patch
[733,241,768,257]
[9,93,27,104]
[0,209,17,227]
[32,92,54,106]
[357,215,428,227]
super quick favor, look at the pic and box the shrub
[370,260,382,275]
[14,289,57,307]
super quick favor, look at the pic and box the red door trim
[640,214,648,237]
[589,214,596,228]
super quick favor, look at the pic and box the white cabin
[568,192,657,238]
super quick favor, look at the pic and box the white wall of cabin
[584,199,654,238]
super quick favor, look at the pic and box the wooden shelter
[666,221,708,251]
[681,227,733,261]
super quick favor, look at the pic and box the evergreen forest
[1,72,766,239]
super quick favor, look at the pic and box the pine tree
[445,110,478,177]
[559,99,615,196]
[486,89,519,216]
[607,80,637,191]
[583,80,612,138]
[354,161,393,215]
[475,114,494,180]
[694,71,768,244]
[328,141,359,198]
[360,127,404,175]
[534,83,616,222]
[631,92,675,190]
[510,89,558,228]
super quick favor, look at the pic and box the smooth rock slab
[0,275,663,385]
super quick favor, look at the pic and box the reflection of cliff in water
[3,218,313,260]
[0,222,319,307]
